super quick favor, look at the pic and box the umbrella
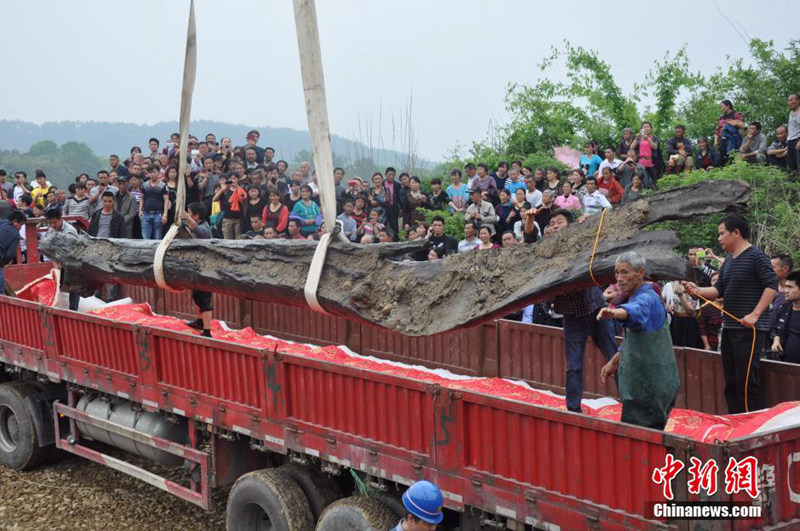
[553,146,583,169]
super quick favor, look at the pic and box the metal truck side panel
[54,312,139,376]
[250,300,348,346]
[359,322,491,377]
[761,359,800,408]
[154,334,264,410]
[121,286,796,419]
[283,357,434,458]
[6,293,800,528]
[723,425,800,529]
[457,390,672,522]
[0,296,45,350]
[212,293,243,330]
[163,290,195,321]
[681,347,729,415]
[2,262,55,293]
[498,320,567,394]
[119,284,161,312]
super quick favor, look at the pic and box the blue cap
[402,480,444,524]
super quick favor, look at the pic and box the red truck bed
[2,277,800,529]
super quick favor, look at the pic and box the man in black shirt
[685,214,778,413]
[180,203,214,338]
[771,271,800,363]
[427,215,457,256]
[237,130,264,165]
[426,178,449,211]
[546,209,617,413]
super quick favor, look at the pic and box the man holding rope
[598,251,680,430]
[683,214,777,414]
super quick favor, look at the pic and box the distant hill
[0,120,436,170]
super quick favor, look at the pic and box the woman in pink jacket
[553,181,582,211]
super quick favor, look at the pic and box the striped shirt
[63,196,92,221]
[714,246,778,331]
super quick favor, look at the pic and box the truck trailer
[1,223,800,530]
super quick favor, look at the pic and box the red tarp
[89,302,800,443]
[15,268,59,307]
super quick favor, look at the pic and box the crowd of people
[0,95,796,249]
[0,95,798,427]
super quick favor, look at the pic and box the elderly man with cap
[597,251,680,430]
[464,188,498,236]
[392,480,444,530]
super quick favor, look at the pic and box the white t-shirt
[513,219,541,242]
[524,188,543,208]
[598,159,622,176]
[582,191,612,216]
[13,184,28,204]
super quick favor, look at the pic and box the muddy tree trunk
[40,180,749,336]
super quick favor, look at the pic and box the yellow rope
[587,207,756,413]
[692,291,757,413]
[588,208,607,287]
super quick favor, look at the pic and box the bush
[655,162,800,265]
[416,207,465,241]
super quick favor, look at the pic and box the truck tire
[315,496,398,531]
[226,468,314,531]
[280,463,342,522]
[375,492,406,519]
[0,382,47,470]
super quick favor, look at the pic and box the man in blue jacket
[0,211,25,295]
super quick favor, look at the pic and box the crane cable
[154,0,196,294]
[587,207,757,413]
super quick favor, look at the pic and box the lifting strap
[293,0,350,315]
[154,0,196,293]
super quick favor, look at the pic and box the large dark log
[41,180,749,336]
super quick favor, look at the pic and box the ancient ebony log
[40,180,749,336]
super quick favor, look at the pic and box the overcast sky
[1,1,794,160]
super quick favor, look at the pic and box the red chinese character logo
[687,457,719,496]
[724,456,760,499]
[652,454,685,500]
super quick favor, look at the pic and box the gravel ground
[0,449,228,531]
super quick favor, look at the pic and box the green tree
[499,39,799,155]
[503,42,641,155]
[27,140,58,157]
[636,46,705,137]
[0,141,105,189]
[710,39,799,134]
